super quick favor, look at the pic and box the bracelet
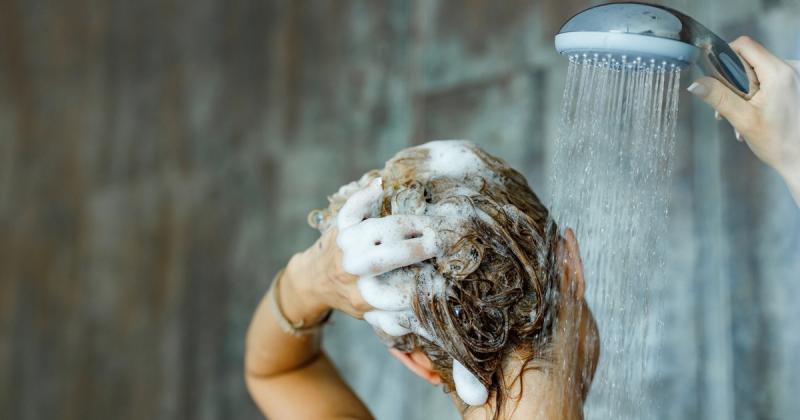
[268,268,332,337]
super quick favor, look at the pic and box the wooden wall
[1,1,798,419]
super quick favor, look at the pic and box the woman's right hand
[687,36,800,204]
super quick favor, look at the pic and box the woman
[245,141,599,419]
[245,37,798,419]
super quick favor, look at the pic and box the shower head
[555,2,759,99]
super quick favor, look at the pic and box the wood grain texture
[0,1,798,419]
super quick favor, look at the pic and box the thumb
[688,77,755,128]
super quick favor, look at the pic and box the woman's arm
[245,177,443,419]
[244,231,374,420]
[687,36,800,206]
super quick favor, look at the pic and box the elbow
[243,358,272,417]
[243,342,269,383]
[244,367,261,398]
[244,349,272,405]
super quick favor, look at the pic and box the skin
[392,228,598,420]
[244,229,375,420]
[244,225,599,420]
[245,34,797,420]
[687,36,800,206]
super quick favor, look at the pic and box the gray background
[1,0,799,419]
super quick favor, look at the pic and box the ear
[388,348,443,385]
[558,228,585,300]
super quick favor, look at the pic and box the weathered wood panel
[0,1,798,419]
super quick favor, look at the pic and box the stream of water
[548,54,682,419]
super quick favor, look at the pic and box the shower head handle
[556,2,760,99]
[677,9,760,100]
[696,37,760,100]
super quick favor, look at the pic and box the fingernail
[687,81,710,97]
[735,130,744,142]
[715,111,722,121]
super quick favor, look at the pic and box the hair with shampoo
[311,142,562,419]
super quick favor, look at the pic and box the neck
[457,358,585,420]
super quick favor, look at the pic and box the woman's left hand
[688,36,800,205]
[279,177,442,326]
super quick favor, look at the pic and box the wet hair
[311,142,561,418]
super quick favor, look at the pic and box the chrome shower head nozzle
[555,2,759,98]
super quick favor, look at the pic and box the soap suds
[313,140,551,410]
[423,140,488,179]
[364,309,438,343]
[413,263,446,300]
[363,310,414,337]
[452,359,489,406]
[358,270,414,311]
[309,170,381,232]
[337,215,441,276]
[337,177,383,229]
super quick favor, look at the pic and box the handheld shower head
[555,2,759,99]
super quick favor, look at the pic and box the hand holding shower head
[555,2,759,99]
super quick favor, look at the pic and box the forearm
[244,295,320,418]
[244,254,330,381]
[244,250,373,419]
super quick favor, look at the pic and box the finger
[688,77,756,129]
[345,234,438,276]
[337,214,438,250]
[357,265,445,312]
[730,36,784,79]
[358,270,415,311]
[363,310,415,337]
[364,310,437,343]
[337,177,383,230]
[337,215,443,276]
[409,320,437,343]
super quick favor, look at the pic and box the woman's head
[310,140,598,416]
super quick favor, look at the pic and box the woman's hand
[279,177,442,326]
[687,36,800,204]
[281,228,373,323]
[245,177,438,420]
